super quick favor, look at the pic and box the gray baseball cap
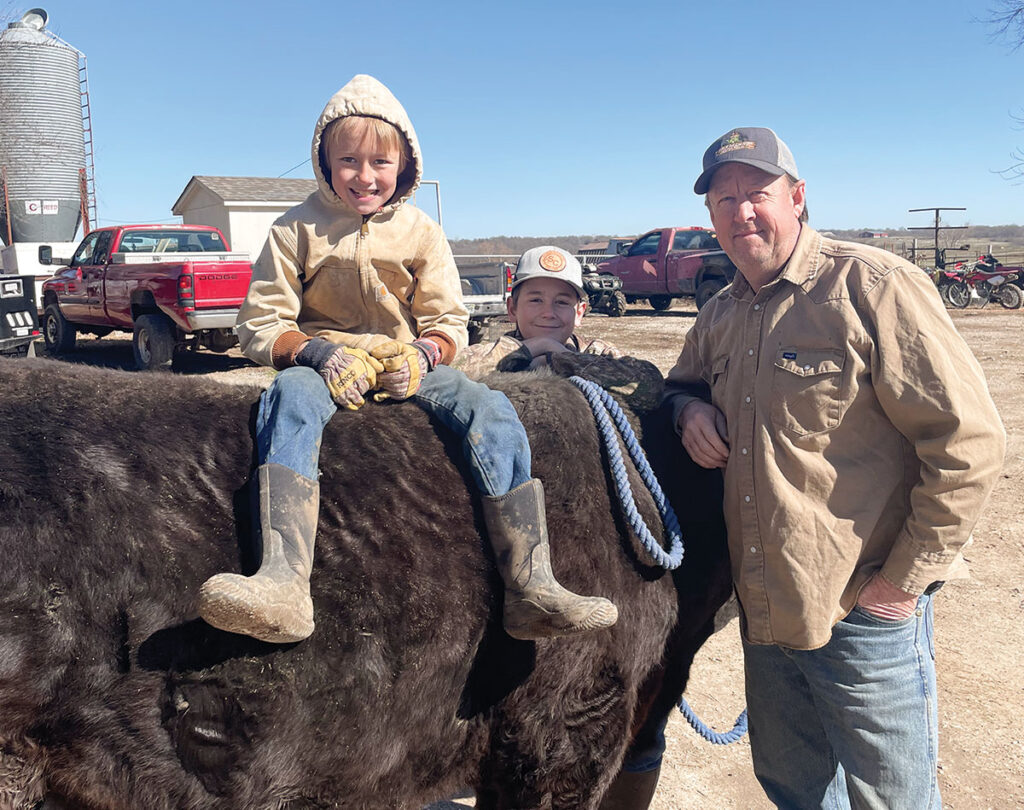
[512,246,585,299]
[693,127,799,194]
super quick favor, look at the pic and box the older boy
[456,246,620,369]
[196,76,615,644]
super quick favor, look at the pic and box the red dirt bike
[932,268,965,307]
[946,259,1022,310]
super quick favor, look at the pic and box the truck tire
[43,304,77,354]
[649,295,673,312]
[133,314,177,370]
[696,279,726,310]
[607,291,628,317]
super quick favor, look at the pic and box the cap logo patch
[716,130,756,157]
[539,250,566,272]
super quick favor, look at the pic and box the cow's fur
[0,357,731,810]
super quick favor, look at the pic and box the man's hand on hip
[856,573,920,621]
[679,400,730,469]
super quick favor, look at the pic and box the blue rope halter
[568,375,748,746]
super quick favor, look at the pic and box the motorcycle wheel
[946,281,971,309]
[938,283,955,307]
[997,284,1023,310]
[607,291,627,317]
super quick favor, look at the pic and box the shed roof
[172,176,317,213]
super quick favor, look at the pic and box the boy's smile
[507,278,586,344]
[328,131,401,216]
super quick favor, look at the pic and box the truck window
[114,230,227,253]
[671,231,704,251]
[70,232,102,266]
[627,232,662,256]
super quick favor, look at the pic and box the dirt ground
[39,298,1024,809]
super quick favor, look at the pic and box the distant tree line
[449,225,1024,258]
[448,235,617,256]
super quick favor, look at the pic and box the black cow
[0,357,730,810]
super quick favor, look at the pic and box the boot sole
[197,576,314,644]
[504,598,618,641]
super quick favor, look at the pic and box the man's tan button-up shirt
[664,227,1005,649]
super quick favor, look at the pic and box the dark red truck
[40,225,252,370]
[598,226,737,311]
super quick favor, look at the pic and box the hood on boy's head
[312,74,422,213]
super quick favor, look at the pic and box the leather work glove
[295,338,384,410]
[370,338,442,401]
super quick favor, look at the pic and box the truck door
[60,231,108,322]
[664,229,705,295]
[614,230,663,295]
[81,230,113,323]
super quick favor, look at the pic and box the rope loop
[678,696,749,745]
[568,375,747,745]
[568,376,683,569]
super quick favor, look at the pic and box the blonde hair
[322,115,410,173]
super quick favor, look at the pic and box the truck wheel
[467,321,485,346]
[696,279,726,310]
[133,314,177,370]
[43,304,77,354]
[649,295,673,312]
[607,291,628,317]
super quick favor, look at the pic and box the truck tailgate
[189,261,252,308]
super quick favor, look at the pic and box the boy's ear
[574,297,587,326]
[506,293,518,324]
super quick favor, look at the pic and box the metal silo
[0,8,87,244]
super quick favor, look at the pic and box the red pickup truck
[597,226,736,311]
[40,225,252,370]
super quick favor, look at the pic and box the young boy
[455,246,624,374]
[196,75,616,644]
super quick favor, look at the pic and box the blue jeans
[256,364,532,496]
[742,596,940,810]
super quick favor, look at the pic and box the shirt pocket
[709,354,730,406]
[770,348,847,437]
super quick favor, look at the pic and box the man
[663,127,1004,808]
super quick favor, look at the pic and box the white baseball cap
[512,246,585,299]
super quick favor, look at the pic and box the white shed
[171,176,317,262]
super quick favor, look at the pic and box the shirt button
[741,447,748,455]
[747,349,754,356]
[803,364,811,371]
[745,396,751,404]
[744,495,751,503]
[753,304,761,311]
[750,546,758,553]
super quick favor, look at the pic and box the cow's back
[0,358,700,810]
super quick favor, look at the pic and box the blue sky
[15,0,1024,239]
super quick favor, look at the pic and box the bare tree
[985,4,1024,181]
[987,1,1024,47]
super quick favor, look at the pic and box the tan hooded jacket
[236,74,468,369]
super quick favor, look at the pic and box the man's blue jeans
[742,596,940,810]
[256,364,532,496]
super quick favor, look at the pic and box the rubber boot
[482,478,618,640]
[197,463,319,643]
[598,767,661,810]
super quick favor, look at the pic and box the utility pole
[907,207,967,268]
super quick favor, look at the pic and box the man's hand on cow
[856,573,920,621]
[370,338,440,401]
[679,400,730,469]
[294,338,385,410]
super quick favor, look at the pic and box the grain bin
[0,8,86,244]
